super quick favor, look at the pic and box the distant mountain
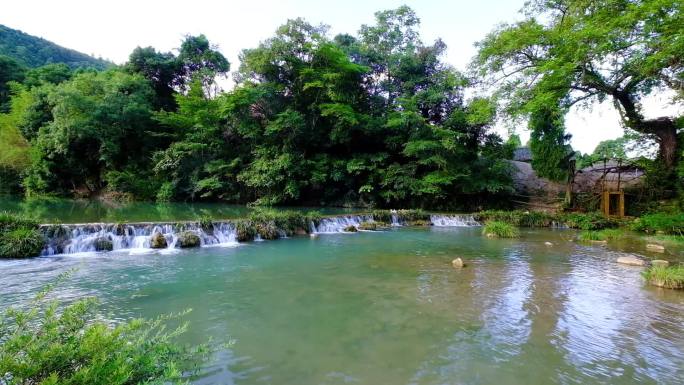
[0,24,112,69]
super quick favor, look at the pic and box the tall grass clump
[578,228,626,242]
[0,211,45,258]
[0,272,208,384]
[482,221,520,238]
[475,210,555,227]
[642,265,684,289]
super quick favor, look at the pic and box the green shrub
[475,210,555,227]
[482,221,520,238]
[642,265,684,289]
[0,228,45,258]
[631,213,684,235]
[0,273,206,384]
[371,210,392,223]
[561,212,617,230]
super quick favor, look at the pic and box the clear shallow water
[0,197,365,223]
[2,227,684,385]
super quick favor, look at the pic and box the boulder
[452,258,466,268]
[650,259,670,268]
[344,225,358,232]
[544,241,553,246]
[295,228,308,235]
[646,244,665,253]
[177,231,201,248]
[150,232,167,249]
[616,255,646,266]
[358,222,377,231]
[94,237,113,251]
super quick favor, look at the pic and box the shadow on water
[1,227,683,384]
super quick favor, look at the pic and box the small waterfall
[40,212,482,256]
[312,215,374,233]
[429,214,480,227]
[41,221,238,256]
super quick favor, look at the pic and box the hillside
[0,24,112,69]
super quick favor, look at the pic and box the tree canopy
[473,0,683,170]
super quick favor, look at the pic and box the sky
[2,0,681,154]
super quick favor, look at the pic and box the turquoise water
[0,197,364,223]
[2,227,684,384]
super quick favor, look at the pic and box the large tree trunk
[612,91,679,169]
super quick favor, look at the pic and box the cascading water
[40,213,481,256]
[429,214,480,227]
[311,215,375,233]
[41,221,238,256]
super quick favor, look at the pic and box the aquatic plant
[578,229,626,241]
[642,265,684,289]
[482,221,520,238]
[0,272,207,384]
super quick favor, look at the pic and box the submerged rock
[344,225,358,232]
[651,260,670,268]
[646,244,665,253]
[452,258,466,268]
[617,255,646,266]
[94,237,113,251]
[544,241,553,246]
[177,231,201,248]
[150,232,167,249]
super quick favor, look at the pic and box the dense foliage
[0,24,111,69]
[0,273,203,384]
[0,8,513,210]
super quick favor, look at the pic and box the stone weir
[39,213,480,256]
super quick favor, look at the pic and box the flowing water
[2,225,684,385]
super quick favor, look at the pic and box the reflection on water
[0,197,365,223]
[1,227,683,385]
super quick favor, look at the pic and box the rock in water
[452,258,466,268]
[150,232,167,249]
[343,225,358,232]
[651,260,670,268]
[616,255,646,266]
[177,231,201,248]
[544,241,553,246]
[646,244,665,253]
[94,237,113,251]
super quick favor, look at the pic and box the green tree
[0,55,26,112]
[474,0,683,170]
[24,70,158,196]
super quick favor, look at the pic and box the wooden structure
[601,190,625,218]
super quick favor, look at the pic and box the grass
[631,212,684,235]
[578,228,627,242]
[0,211,45,258]
[475,210,618,230]
[642,265,684,289]
[482,221,519,238]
